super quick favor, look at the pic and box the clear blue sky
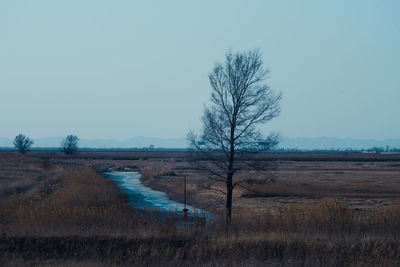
[1,0,399,140]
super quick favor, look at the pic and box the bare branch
[13,134,33,154]
[189,48,282,222]
[60,135,79,155]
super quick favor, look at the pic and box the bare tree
[13,134,33,154]
[188,49,282,223]
[60,135,79,155]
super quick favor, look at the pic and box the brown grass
[139,161,174,182]
[0,167,171,238]
[1,152,400,266]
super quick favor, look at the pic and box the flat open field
[120,152,400,216]
[1,151,400,266]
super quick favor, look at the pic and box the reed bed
[1,154,400,266]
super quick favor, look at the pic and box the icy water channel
[104,171,211,220]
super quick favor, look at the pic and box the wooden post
[183,175,188,217]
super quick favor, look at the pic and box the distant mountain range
[0,136,399,150]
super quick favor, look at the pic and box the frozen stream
[104,171,211,219]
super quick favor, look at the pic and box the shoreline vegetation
[1,152,400,266]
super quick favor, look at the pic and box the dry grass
[238,175,400,199]
[1,152,400,266]
[0,167,171,238]
[140,157,400,214]
[139,160,176,182]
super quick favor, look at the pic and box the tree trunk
[226,173,233,223]
[226,126,235,223]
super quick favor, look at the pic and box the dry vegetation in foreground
[1,152,400,266]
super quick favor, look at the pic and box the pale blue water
[104,171,211,219]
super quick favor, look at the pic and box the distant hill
[0,136,399,150]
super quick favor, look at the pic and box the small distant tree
[13,134,33,154]
[60,135,79,155]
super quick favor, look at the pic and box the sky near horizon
[1,0,399,141]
